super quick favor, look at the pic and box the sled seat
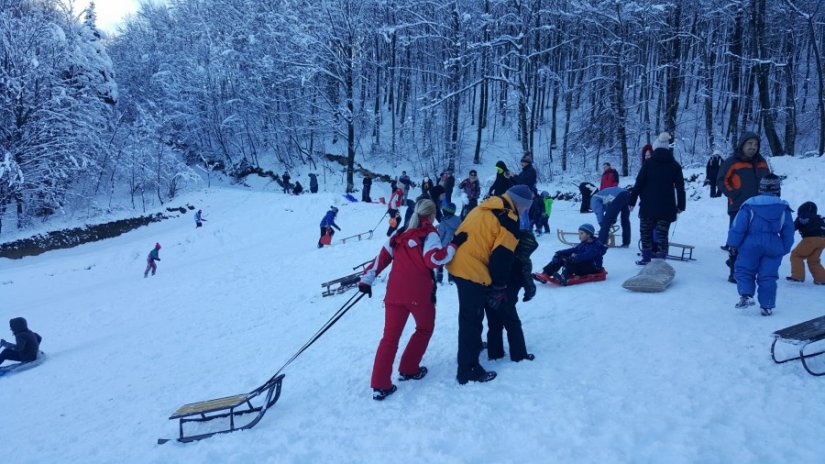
[771,315,825,376]
[161,373,285,444]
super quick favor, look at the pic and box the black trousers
[640,218,671,256]
[485,284,529,361]
[362,185,371,203]
[709,180,721,198]
[0,348,23,365]
[454,277,487,379]
[534,215,550,233]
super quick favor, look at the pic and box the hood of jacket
[10,317,28,333]
[744,194,790,223]
[736,131,761,159]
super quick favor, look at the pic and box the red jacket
[600,169,619,190]
[388,188,404,209]
[361,220,457,306]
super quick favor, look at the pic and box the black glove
[486,285,507,311]
[358,281,372,298]
[522,284,536,302]
[334,225,342,231]
[156,258,161,261]
[728,247,738,258]
[0,339,7,348]
[450,232,468,247]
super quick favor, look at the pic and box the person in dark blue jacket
[540,224,607,286]
[0,317,42,365]
[726,174,795,316]
[318,206,341,248]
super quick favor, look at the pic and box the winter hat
[331,206,339,213]
[155,242,161,250]
[443,202,457,215]
[652,132,671,150]
[578,223,596,237]
[9,317,27,333]
[505,184,534,212]
[798,201,817,218]
[541,190,550,198]
[758,173,781,196]
[712,149,723,157]
[495,160,508,173]
[521,152,533,164]
[737,131,760,155]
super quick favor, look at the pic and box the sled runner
[532,268,607,286]
[557,226,619,247]
[636,240,695,261]
[159,292,366,444]
[771,315,825,376]
[321,260,372,297]
[0,352,45,378]
[338,230,373,244]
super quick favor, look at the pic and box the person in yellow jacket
[447,184,535,384]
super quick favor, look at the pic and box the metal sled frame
[159,373,285,444]
[636,239,695,261]
[338,230,373,244]
[321,260,372,297]
[770,315,825,376]
[557,225,619,248]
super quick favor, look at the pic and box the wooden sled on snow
[771,315,825,376]
[636,240,695,262]
[557,225,619,248]
[532,268,607,286]
[321,260,372,297]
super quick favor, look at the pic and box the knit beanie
[505,185,534,212]
[798,201,818,218]
[495,160,508,173]
[578,223,596,237]
[758,173,781,196]
[652,132,671,151]
[521,152,533,164]
[443,202,457,215]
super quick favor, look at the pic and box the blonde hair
[408,199,436,229]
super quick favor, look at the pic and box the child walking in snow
[195,209,207,228]
[726,174,795,316]
[787,201,825,284]
[144,243,161,278]
[318,207,341,248]
[0,317,42,366]
[539,224,607,286]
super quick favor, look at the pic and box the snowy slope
[1,157,824,464]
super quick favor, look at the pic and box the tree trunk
[752,0,784,155]
[727,6,744,146]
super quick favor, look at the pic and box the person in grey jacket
[436,203,461,284]
[0,317,42,365]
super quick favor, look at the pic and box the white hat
[652,132,671,150]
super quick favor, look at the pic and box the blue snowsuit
[726,194,795,309]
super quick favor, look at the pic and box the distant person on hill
[0,317,42,366]
[144,242,161,278]
[717,131,770,282]
[318,207,341,248]
[458,169,481,218]
[578,182,596,213]
[362,176,373,203]
[293,181,304,195]
[512,151,538,195]
[282,171,292,194]
[436,202,461,284]
[195,209,207,228]
[488,161,513,197]
[726,174,794,316]
[787,201,825,285]
[358,199,467,401]
[599,162,619,190]
[533,191,552,236]
[705,150,723,198]
[398,171,413,202]
[309,173,319,193]
[539,224,606,286]
[440,170,456,204]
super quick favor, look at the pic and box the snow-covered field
[1,156,824,464]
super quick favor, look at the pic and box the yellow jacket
[447,194,520,286]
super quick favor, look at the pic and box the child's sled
[0,352,46,378]
[319,230,333,246]
[532,268,607,286]
[338,230,373,244]
[557,226,619,247]
[321,260,372,297]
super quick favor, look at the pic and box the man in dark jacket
[513,152,538,195]
[629,133,686,264]
[0,317,42,365]
[705,150,723,198]
[717,131,770,281]
[362,176,372,203]
[282,171,292,194]
[489,161,513,197]
[440,170,456,204]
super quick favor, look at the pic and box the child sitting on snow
[0,317,42,366]
[787,201,825,285]
[539,223,606,286]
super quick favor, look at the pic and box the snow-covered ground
[1,156,824,464]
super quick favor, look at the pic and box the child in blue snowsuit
[318,207,341,248]
[726,174,795,316]
[540,224,607,286]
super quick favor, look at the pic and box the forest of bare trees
[2,0,824,233]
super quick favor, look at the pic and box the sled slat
[170,394,249,419]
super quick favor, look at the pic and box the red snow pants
[370,301,435,390]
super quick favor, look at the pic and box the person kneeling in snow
[540,224,606,286]
[726,174,794,316]
[358,199,467,401]
[0,317,42,365]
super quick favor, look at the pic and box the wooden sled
[557,225,619,248]
[771,315,825,376]
[636,240,695,261]
[532,268,607,286]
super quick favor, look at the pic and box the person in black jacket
[309,173,319,193]
[629,132,686,264]
[513,152,538,195]
[362,176,372,203]
[705,150,723,198]
[282,171,292,194]
[787,201,825,284]
[488,161,513,197]
[0,317,42,365]
[578,182,596,213]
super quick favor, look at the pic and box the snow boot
[785,276,804,282]
[760,307,773,316]
[552,272,568,286]
[636,248,652,266]
[735,295,755,308]
[457,365,497,385]
[513,354,535,362]
[372,385,397,401]
[398,366,428,381]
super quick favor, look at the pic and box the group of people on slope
[281,171,319,196]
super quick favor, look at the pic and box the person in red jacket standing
[599,162,620,190]
[358,199,467,401]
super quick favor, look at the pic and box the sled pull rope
[272,292,365,379]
